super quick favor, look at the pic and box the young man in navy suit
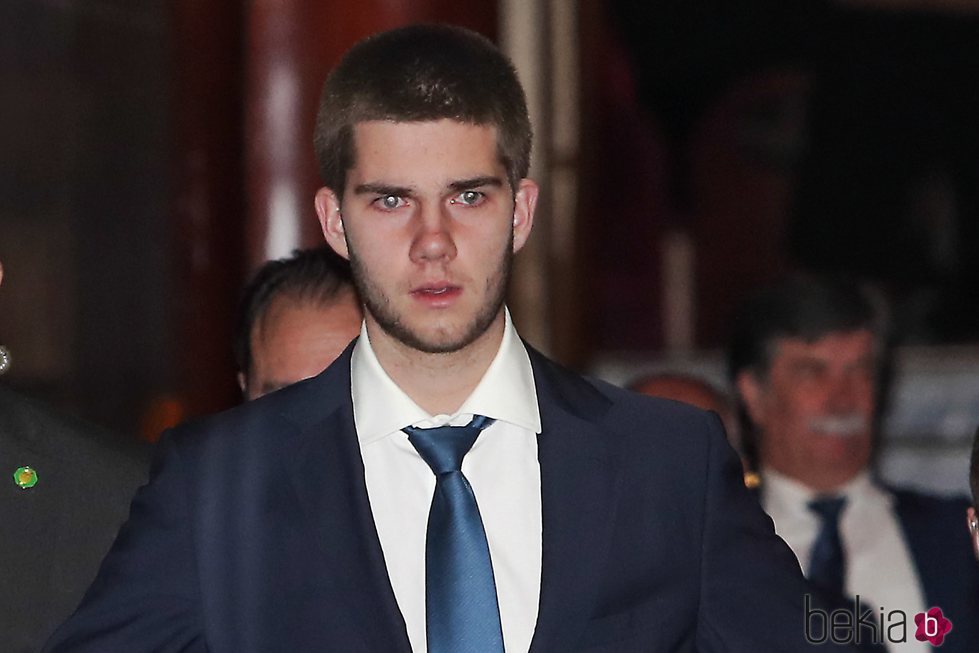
[47,25,868,652]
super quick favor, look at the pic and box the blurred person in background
[0,260,149,652]
[234,246,362,400]
[730,273,979,651]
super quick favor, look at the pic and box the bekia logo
[914,607,952,646]
[805,594,953,646]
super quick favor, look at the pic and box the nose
[826,369,867,413]
[409,203,457,264]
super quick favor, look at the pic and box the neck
[765,463,862,495]
[366,312,505,415]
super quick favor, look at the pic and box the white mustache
[808,414,869,437]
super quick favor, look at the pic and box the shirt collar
[762,467,888,513]
[350,308,541,445]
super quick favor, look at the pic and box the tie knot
[808,495,847,524]
[403,415,494,475]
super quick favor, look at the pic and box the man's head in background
[728,274,889,492]
[969,427,979,559]
[234,247,362,400]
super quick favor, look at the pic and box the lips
[412,281,459,294]
[411,282,462,306]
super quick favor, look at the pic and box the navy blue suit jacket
[46,345,865,651]
[891,489,979,653]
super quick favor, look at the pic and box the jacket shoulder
[891,486,971,517]
[525,344,712,423]
[162,350,353,458]
[0,383,149,473]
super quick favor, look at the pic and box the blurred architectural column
[244,0,497,273]
[244,0,335,272]
[501,0,584,364]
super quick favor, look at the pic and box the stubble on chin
[347,243,512,355]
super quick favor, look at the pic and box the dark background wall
[596,0,979,350]
[0,0,171,434]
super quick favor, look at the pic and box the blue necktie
[807,495,847,597]
[403,415,504,653]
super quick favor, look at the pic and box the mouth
[412,281,460,294]
[411,282,462,306]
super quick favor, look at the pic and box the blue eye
[378,195,406,210]
[453,190,484,206]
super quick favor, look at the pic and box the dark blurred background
[2,1,978,488]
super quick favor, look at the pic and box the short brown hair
[313,24,532,199]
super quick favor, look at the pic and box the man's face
[242,292,362,400]
[737,329,877,491]
[315,119,536,355]
[967,507,979,561]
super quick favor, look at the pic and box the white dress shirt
[351,309,542,653]
[761,468,928,653]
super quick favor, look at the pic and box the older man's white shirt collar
[351,308,541,444]
[762,467,892,512]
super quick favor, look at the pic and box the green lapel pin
[13,466,38,489]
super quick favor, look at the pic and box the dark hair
[726,273,890,471]
[234,247,355,377]
[313,24,532,199]
[727,273,885,382]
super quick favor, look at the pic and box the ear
[236,372,247,395]
[736,370,769,427]
[968,507,979,561]
[511,178,539,253]
[315,187,349,260]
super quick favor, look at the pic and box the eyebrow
[447,176,504,192]
[353,182,413,197]
[352,176,504,197]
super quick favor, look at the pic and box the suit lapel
[527,349,620,652]
[275,343,622,651]
[280,348,412,652]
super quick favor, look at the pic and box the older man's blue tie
[807,495,847,597]
[402,415,504,653]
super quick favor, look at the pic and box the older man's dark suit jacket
[46,344,865,652]
[0,385,148,652]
